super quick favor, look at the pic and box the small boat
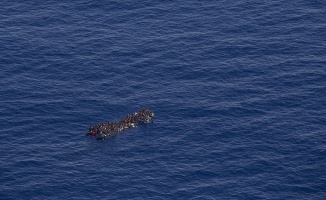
[87,108,154,139]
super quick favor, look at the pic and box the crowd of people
[87,108,154,139]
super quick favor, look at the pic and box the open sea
[1,1,325,199]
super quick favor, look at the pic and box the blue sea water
[0,0,325,199]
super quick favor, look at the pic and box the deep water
[1,1,325,199]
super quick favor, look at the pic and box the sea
[0,1,325,199]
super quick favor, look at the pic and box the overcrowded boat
[87,108,154,139]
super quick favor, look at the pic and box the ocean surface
[1,1,325,199]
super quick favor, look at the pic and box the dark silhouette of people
[87,108,154,139]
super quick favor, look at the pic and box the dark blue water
[1,1,325,199]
